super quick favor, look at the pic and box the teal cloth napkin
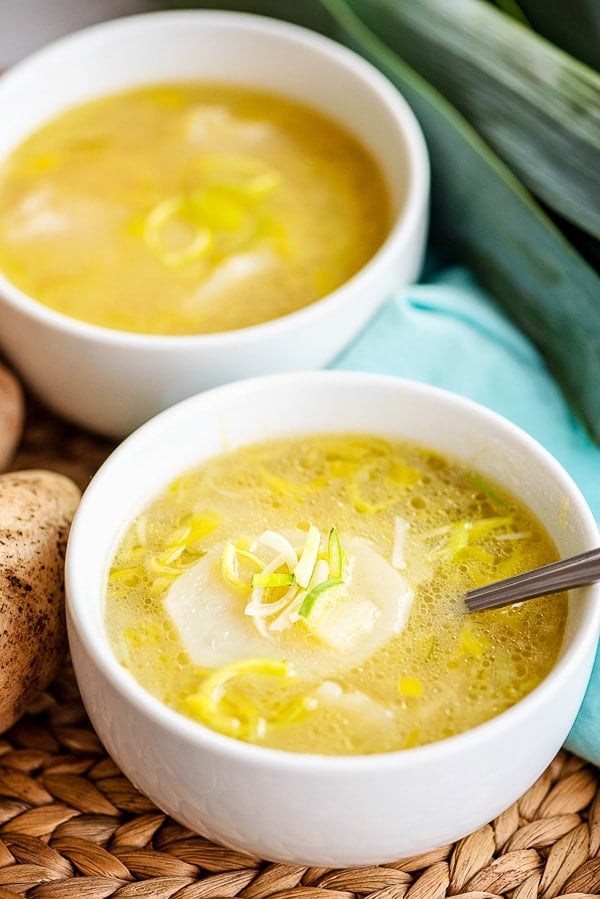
[329,266,600,765]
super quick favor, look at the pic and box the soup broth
[0,84,390,335]
[105,434,567,755]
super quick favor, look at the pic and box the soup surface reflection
[0,84,390,335]
[105,434,567,754]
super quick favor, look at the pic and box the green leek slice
[293,524,322,589]
[252,571,295,588]
[327,526,343,579]
[298,578,347,624]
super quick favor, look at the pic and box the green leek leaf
[344,0,600,243]
[320,0,600,442]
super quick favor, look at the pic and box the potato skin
[0,470,81,732]
[0,363,24,472]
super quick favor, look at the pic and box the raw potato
[0,470,81,732]
[0,363,24,472]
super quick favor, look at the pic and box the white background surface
[0,0,150,66]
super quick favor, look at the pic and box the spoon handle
[465,546,600,612]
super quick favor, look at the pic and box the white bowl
[0,11,429,438]
[65,371,600,866]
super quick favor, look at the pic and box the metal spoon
[465,547,600,612]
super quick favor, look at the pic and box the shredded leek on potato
[222,525,350,635]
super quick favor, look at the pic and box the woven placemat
[4,394,600,899]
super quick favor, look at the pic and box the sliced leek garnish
[197,657,290,699]
[252,571,295,588]
[327,526,343,580]
[222,541,254,594]
[165,530,413,674]
[183,657,295,740]
[428,516,514,561]
[142,153,282,269]
[119,510,222,599]
[143,196,212,267]
[220,525,351,640]
[255,530,299,570]
[298,578,347,623]
[294,523,321,589]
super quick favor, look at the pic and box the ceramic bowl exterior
[65,371,600,866]
[0,11,429,437]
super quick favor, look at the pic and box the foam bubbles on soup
[0,84,390,335]
[105,434,567,755]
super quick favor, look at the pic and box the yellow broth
[0,84,390,335]
[105,434,567,755]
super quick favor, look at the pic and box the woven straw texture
[4,396,600,899]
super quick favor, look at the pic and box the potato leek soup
[105,434,567,755]
[0,84,390,336]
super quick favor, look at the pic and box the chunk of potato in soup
[105,434,567,756]
[0,84,390,335]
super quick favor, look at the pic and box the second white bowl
[0,10,429,437]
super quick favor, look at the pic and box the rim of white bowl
[0,9,429,348]
[65,370,600,773]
